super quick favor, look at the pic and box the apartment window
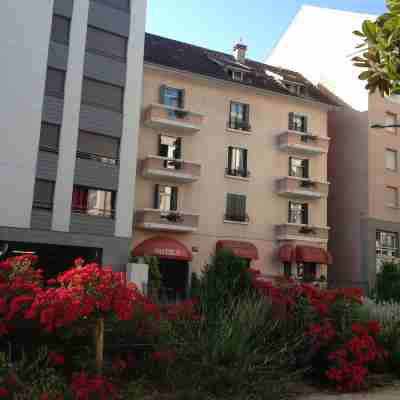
[289,112,308,133]
[226,147,249,178]
[39,123,60,152]
[229,102,250,131]
[45,68,66,98]
[86,26,127,60]
[160,85,185,109]
[386,149,398,171]
[154,185,178,212]
[33,180,55,210]
[159,135,182,169]
[226,193,248,222]
[376,230,398,259]
[50,15,71,45]
[77,131,120,165]
[94,0,130,11]
[288,201,308,225]
[72,186,116,218]
[82,78,124,112]
[386,186,398,207]
[385,112,398,134]
[228,69,244,82]
[289,157,309,178]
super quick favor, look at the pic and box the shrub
[375,261,400,302]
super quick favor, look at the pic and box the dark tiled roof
[144,33,339,107]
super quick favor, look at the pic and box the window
[289,112,308,133]
[50,15,71,45]
[228,69,244,82]
[284,262,292,278]
[289,157,309,178]
[229,102,250,131]
[160,86,185,109]
[286,83,306,97]
[159,135,182,169]
[45,68,66,98]
[154,185,178,212]
[386,186,398,207]
[288,201,308,225]
[77,131,120,164]
[72,186,116,218]
[226,193,248,222]
[39,123,60,152]
[385,112,397,134]
[376,230,398,259]
[386,149,398,171]
[82,78,124,112]
[94,0,130,11]
[86,26,127,60]
[226,147,249,177]
[33,180,55,210]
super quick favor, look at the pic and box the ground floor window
[376,230,398,272]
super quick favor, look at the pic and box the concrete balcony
[143,103,204,133]
[278,131,330,155]
[277,177,329,199]
[276,223,330,244]
[140,156,201,184]
[135,209,200,233]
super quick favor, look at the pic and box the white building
[0,0,146,272]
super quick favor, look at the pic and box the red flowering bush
[70,372,116,400]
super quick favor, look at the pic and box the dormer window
[286,82,306,97]
[228,69,244,82]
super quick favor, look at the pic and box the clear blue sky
[146,0,386,62]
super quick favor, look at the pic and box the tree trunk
[95,317,104,373]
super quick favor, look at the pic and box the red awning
[278,245,295,262]
[295,246,333,265]
[216,240,259,260]
[132,237,192,261]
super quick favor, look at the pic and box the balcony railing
[277,177,329,199]
[140,156,201,183]
[143,103,204,133]
[225,168,251,179]
[276,223,330,243]
[278,131,330,155]
[135,209,199,232]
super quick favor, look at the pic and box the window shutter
[244,104,250,124]
[303,160,309,178]
[159,85,167,105]
[226,194,234,218]
[154,185,160,209]
[288,157,293,176]
[243,149,248,175]
[179,89,185,109]
[302,204,309,225]
[289,112,294,130]
[173,138,182,159]
[227,147,233,173]
[158,136,168,157]
[303,116,308,133]
[171,187,178,211]
[239,195,247,220]
[288,201,292,223]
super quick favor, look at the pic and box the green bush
[376,261,400,302]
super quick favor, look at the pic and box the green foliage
[353,0,400,96]
[145,256,162,291]
[189,272,201,298]
[198,249,253,323]
[376,261,400,302]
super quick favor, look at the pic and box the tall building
[0,0,146,273]
[267,6,399,292]
[131,34,336,299]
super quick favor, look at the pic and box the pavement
[301,386,400,400]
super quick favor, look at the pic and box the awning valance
[132,237,192,261]
[216,240,259,260]
[278,245,332,265]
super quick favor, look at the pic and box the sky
[146,0,387,62]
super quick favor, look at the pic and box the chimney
[233,40,247,64]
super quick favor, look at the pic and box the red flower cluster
[47,351,65,367]
[150,349,176,363]
[70,372,116,400]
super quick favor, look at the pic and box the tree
[353,0,400,96]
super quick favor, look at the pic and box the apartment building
[267,6,398,292]
[0,0,146,274]
[131,34,336,298]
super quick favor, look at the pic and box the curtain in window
[72,187,88,212]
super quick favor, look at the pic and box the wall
[133,66,330,276]
[0,0,54,228]
[267,5,375,112]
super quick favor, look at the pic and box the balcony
[140,156,201,184]
[278,131,329,155]
[276,223,330,244]
[143,103,204,133]
[135,209,200,233]
[277,177,329,199]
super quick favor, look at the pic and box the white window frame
[386,148,398,171]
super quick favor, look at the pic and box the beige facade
[131,60,331,291]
